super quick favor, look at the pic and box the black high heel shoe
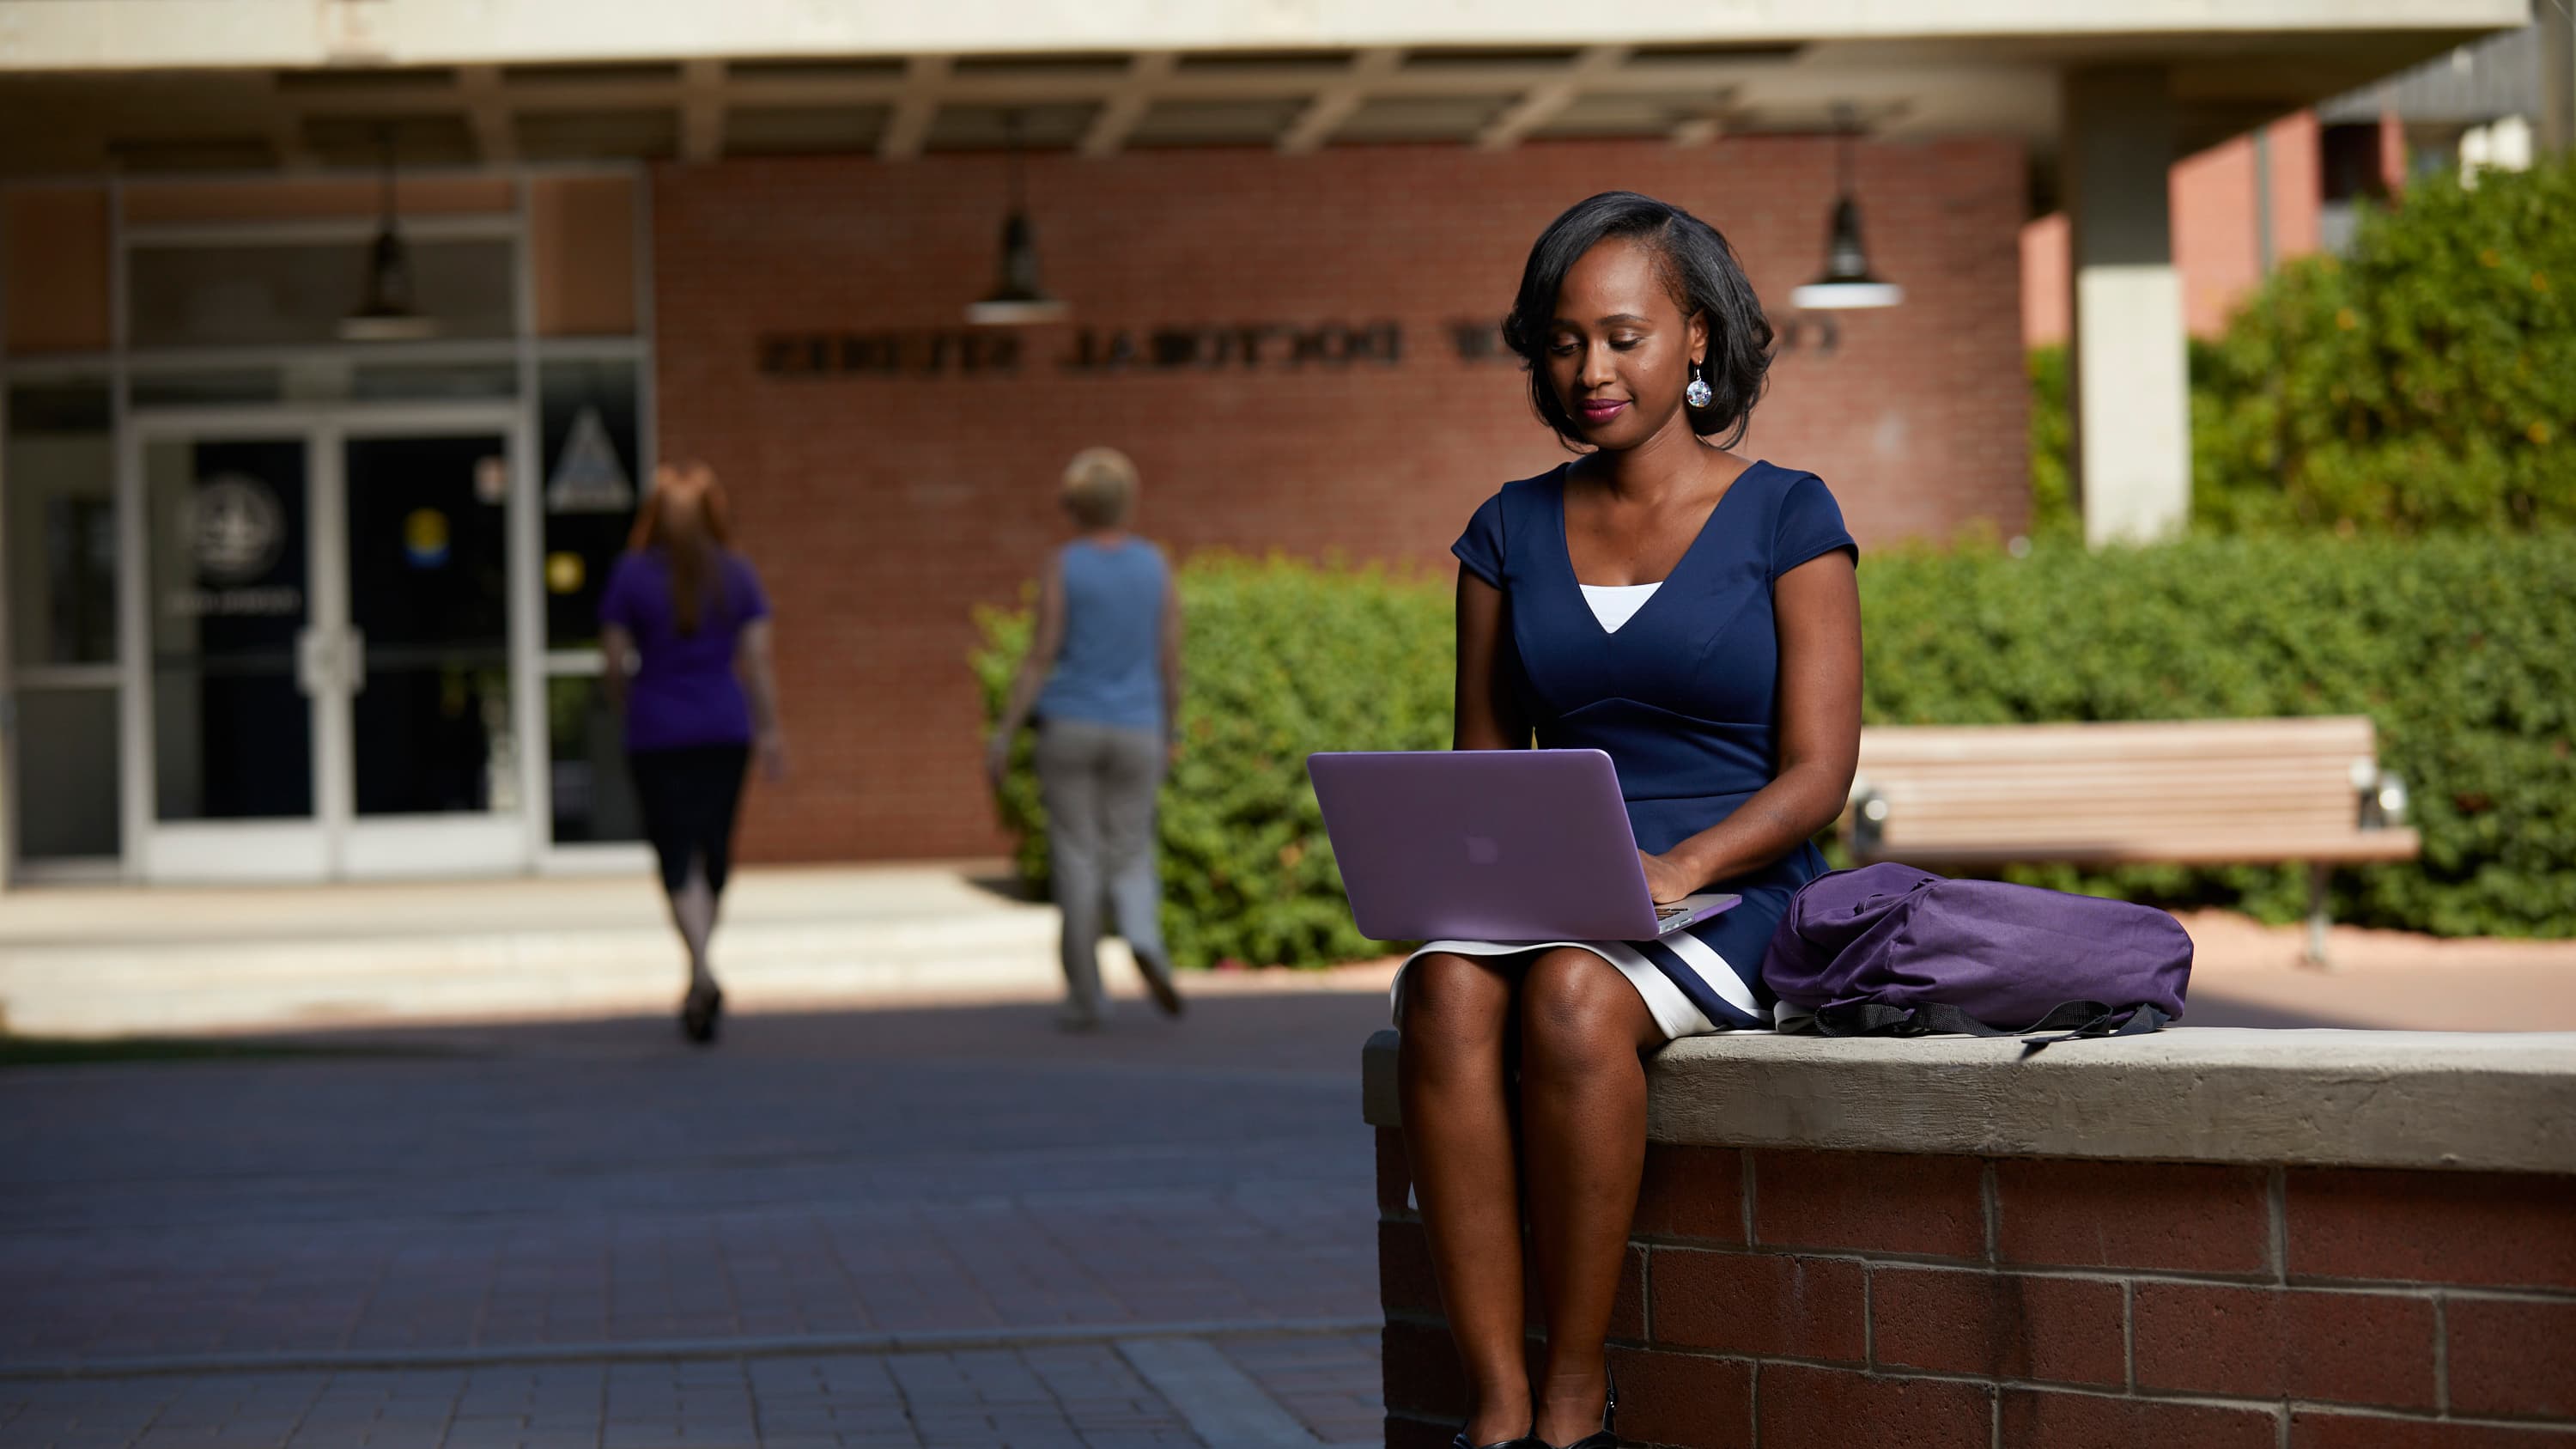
[1451,1429,1542,1449]
[1549,1370,1618,1449]
[680,983,723,1044]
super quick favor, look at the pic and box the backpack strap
[1811,1001,2170,1055]
[2018,1004,2171,1057]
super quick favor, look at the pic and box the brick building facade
[655,137,2029,863]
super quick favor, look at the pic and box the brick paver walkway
[0,991,1394,1448]
[5,901,2567,1448]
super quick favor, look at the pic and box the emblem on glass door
[186,473,286,582]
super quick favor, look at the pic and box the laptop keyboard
[1655,904,1691,921]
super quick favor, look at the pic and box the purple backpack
[1760,863,2191,1050]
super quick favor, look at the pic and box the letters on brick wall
[757,316,1844,380]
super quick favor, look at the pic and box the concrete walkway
[0,864,1089,1038]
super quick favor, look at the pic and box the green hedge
[975,534,2576,966]
[1861,531,2576,937]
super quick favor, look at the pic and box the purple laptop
[1307,749,1739,943]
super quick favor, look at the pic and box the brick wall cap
[1359,1027,2576,1173]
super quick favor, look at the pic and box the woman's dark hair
[1502,191,1773,449]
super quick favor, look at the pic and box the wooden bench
[1844,715,2419,965]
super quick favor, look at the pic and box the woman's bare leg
[671,855,717,993]
[1517,948,1662,1446]
[1398,952,1532,1445]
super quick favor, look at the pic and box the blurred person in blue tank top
[988,447,1188,1031]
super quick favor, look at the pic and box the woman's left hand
[1637,849,1702,904]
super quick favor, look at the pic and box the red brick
[1999,1389,2276,1449]
[1380,1218,1442,1319]
[654,140,2035,864]
[1757,1364,1990,1449]
[1648,1248,1866,1362]
[1607,1345,1753,1449]
[1752,1151,1985,1260]
[2446,1297,2576,1419]
[2287,1169,2576,1291]
[1610,1245,1647,1342]
[2293,1412,2576,1449]
[1634,1144,1746,1245]
[1382,1318,1466,1420]
[2132,1282,2435,1409]
[1377,1127,1412,1215]
[1995,1159,2269,1275]
[1870,1266,2124,1385]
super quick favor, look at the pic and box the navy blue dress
[1412,460,1856,1035]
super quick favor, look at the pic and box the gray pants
[1033,718,1171,1017]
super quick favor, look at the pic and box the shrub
[2196,159,2576,533]
[976,534,2576,965]
[1860,531,2576,937]
[2032,158,2576,536]
[2025,343,2075,537]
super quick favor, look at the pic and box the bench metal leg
[2304,861,2333,970]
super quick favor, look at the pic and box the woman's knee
[1519,950,1651,1069]
[1397,953,1513,1054]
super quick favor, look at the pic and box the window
[6,379,121,861]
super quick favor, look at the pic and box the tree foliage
[2032,157,2576,534]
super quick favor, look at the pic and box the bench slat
[1861,827,2420,868]
[1846,716,2415,871]
[1856,715,2379,755]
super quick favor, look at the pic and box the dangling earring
[1685,362,1715,409]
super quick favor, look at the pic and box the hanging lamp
[1790,110,1903,311]
[338,126,438,341]
[966,112,1069,326]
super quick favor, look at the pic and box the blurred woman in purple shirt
[600,461,786,1044]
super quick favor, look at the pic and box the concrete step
[0,863,1124,1037]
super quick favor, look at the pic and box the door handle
[296,628,331,697]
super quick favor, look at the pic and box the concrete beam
[678,58,725,162]
[1473,44,1629,151]
[878,54,951,161]
[456,64,516,165]
[1078,51,1174,158]
[2063,64,2191,547]
[1668,115,1725,148]
[1361,1028,2576,1174]
[1278,48,1400,155]
[0,0,2529,71]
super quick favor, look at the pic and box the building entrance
[129,406,538,880]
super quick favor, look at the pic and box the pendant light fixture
[339,125,438,341]
[1790,108,1904,311]
[966,111,1069,326]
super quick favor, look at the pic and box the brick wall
[1374,1129,2576,1448]
[652,137,2028,863]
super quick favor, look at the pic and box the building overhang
[0,0,2530,176]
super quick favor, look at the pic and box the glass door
[331,417,533,877]
[127,411,537,881]
[133,429,331,879]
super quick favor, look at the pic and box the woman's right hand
[756,728,790,782]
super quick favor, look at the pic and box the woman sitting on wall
[1396,192,1862,1448]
